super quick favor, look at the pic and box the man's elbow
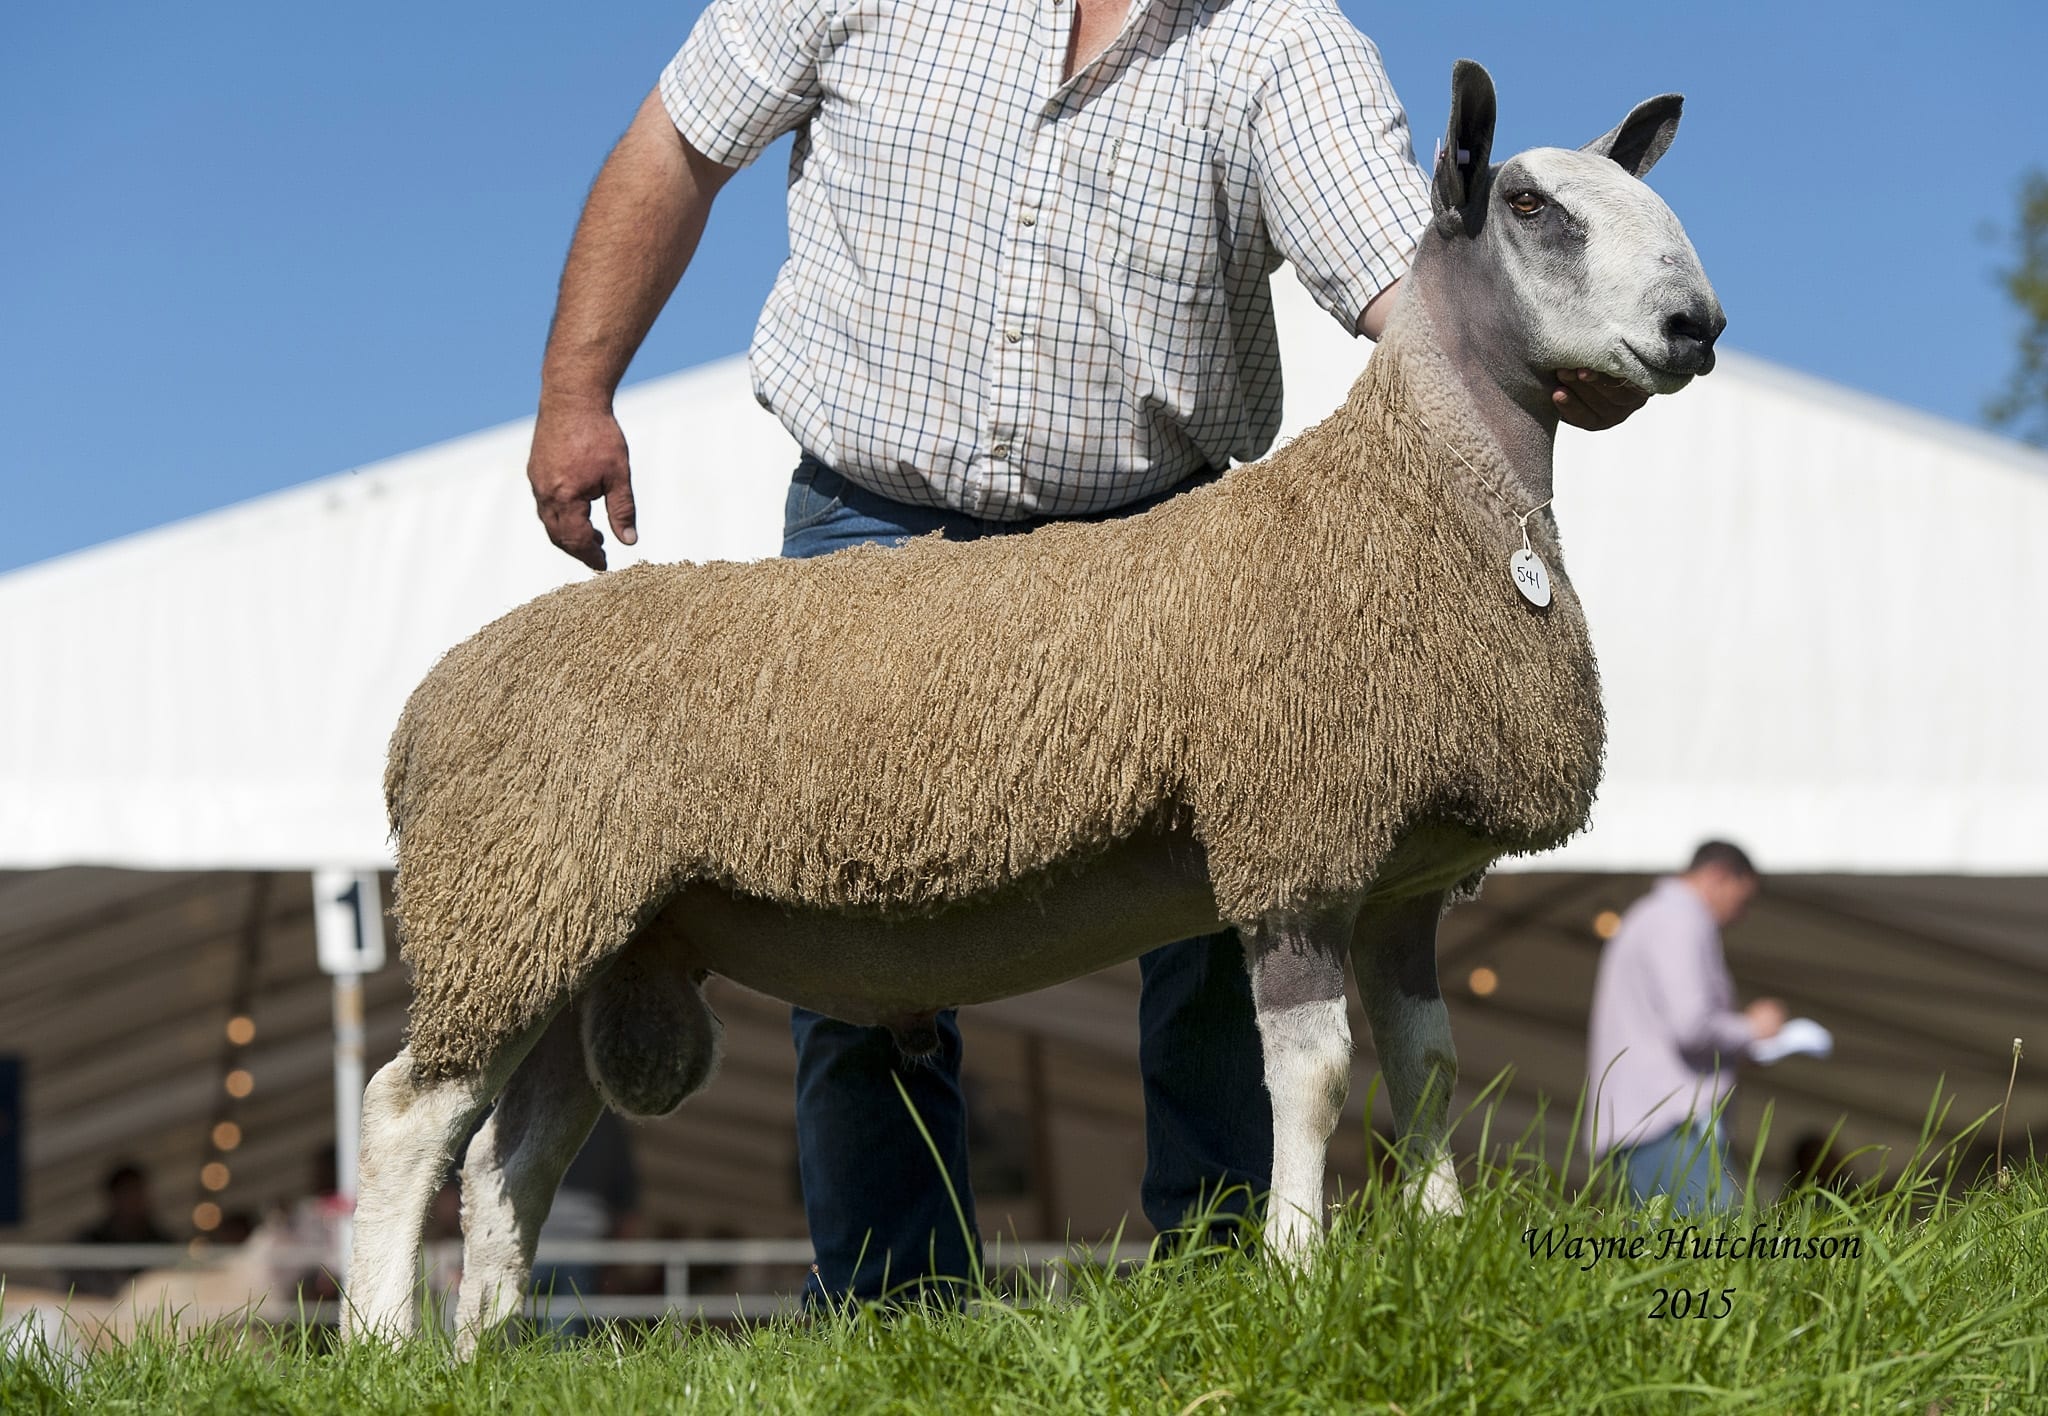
[1356,276,1403,341]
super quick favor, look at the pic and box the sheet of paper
[1749,1016,1833,1066]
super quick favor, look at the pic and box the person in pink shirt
[1586,842,1785,1211]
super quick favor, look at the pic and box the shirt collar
[1046,0,1172,106]
[1656,875,1717,926]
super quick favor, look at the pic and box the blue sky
[2,1,2043,574]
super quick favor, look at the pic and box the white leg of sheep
[1244,904,1358,1262]
[452,1008,605,1353]
[344,1018,547,1342]
[1353,892,1464,1216]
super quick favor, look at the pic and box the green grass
[6,1136,2045,1414]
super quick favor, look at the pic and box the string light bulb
[1593,910,1623,940]
[224,1069,254,1099]
[1467,966,1499,997]
[201,1162,231,1192]
[193,1202,221,1231]
[212,1120,242,1151]
[225,1016,256,1046]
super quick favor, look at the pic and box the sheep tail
[383,702,418,841]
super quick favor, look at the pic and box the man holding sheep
[526,0,1645,1299]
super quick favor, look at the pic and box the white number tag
[1510,548,1552,608]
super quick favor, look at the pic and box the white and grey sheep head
[1424,60,1726,400]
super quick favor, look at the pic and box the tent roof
[5,270,2043,875]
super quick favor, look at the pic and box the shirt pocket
[1107,123,1222,289]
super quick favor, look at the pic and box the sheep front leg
[1244,902,1360,1264]
[1352,891,1462,1216]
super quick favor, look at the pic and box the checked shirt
[662,0,1433,519]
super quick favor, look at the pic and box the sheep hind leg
[1352,891,1462,1216]
[345,1020,545,1343]
[452,1007,606,1354]
[450,943,724,1351]
[1244,901,1360,1266]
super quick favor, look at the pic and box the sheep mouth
[1615,340,1697,397]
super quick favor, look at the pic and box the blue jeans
[781,456,1270,1302]
[1613,1120,1736,1215]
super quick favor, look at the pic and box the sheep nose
[1662,304,1725,374]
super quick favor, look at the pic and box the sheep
[345,60,1724,1346]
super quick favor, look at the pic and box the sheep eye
[1508,190,1545,217]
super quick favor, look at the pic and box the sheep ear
[1582,94,1683,178]
[1431,59,1496,233]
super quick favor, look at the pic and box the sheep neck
[1371,272,1559,515]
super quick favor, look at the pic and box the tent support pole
[332,968,365,1204]
[331,961,365,1288]
[312,866,387,1285]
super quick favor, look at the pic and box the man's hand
[1362,283,1650,432]
[1743,997,1788,1042]
[526,89,735,572]
[1552,369,1649,430]
[529,398,637,573]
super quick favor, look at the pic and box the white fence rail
[0,1238,1157,1325]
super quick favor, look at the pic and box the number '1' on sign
[314,868,387,975]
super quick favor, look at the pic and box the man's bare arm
[1356,277,1649,431]
[1356,277,1402,341]
[530,88,737,571]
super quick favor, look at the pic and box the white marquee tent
[6,275,2042,875]
[3,273,2045,1243]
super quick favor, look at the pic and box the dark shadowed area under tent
[3,865,2040,1247]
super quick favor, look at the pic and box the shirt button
[989,442,1010,461]
[1020,209,1037,227]
[1004,328,1022,343]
